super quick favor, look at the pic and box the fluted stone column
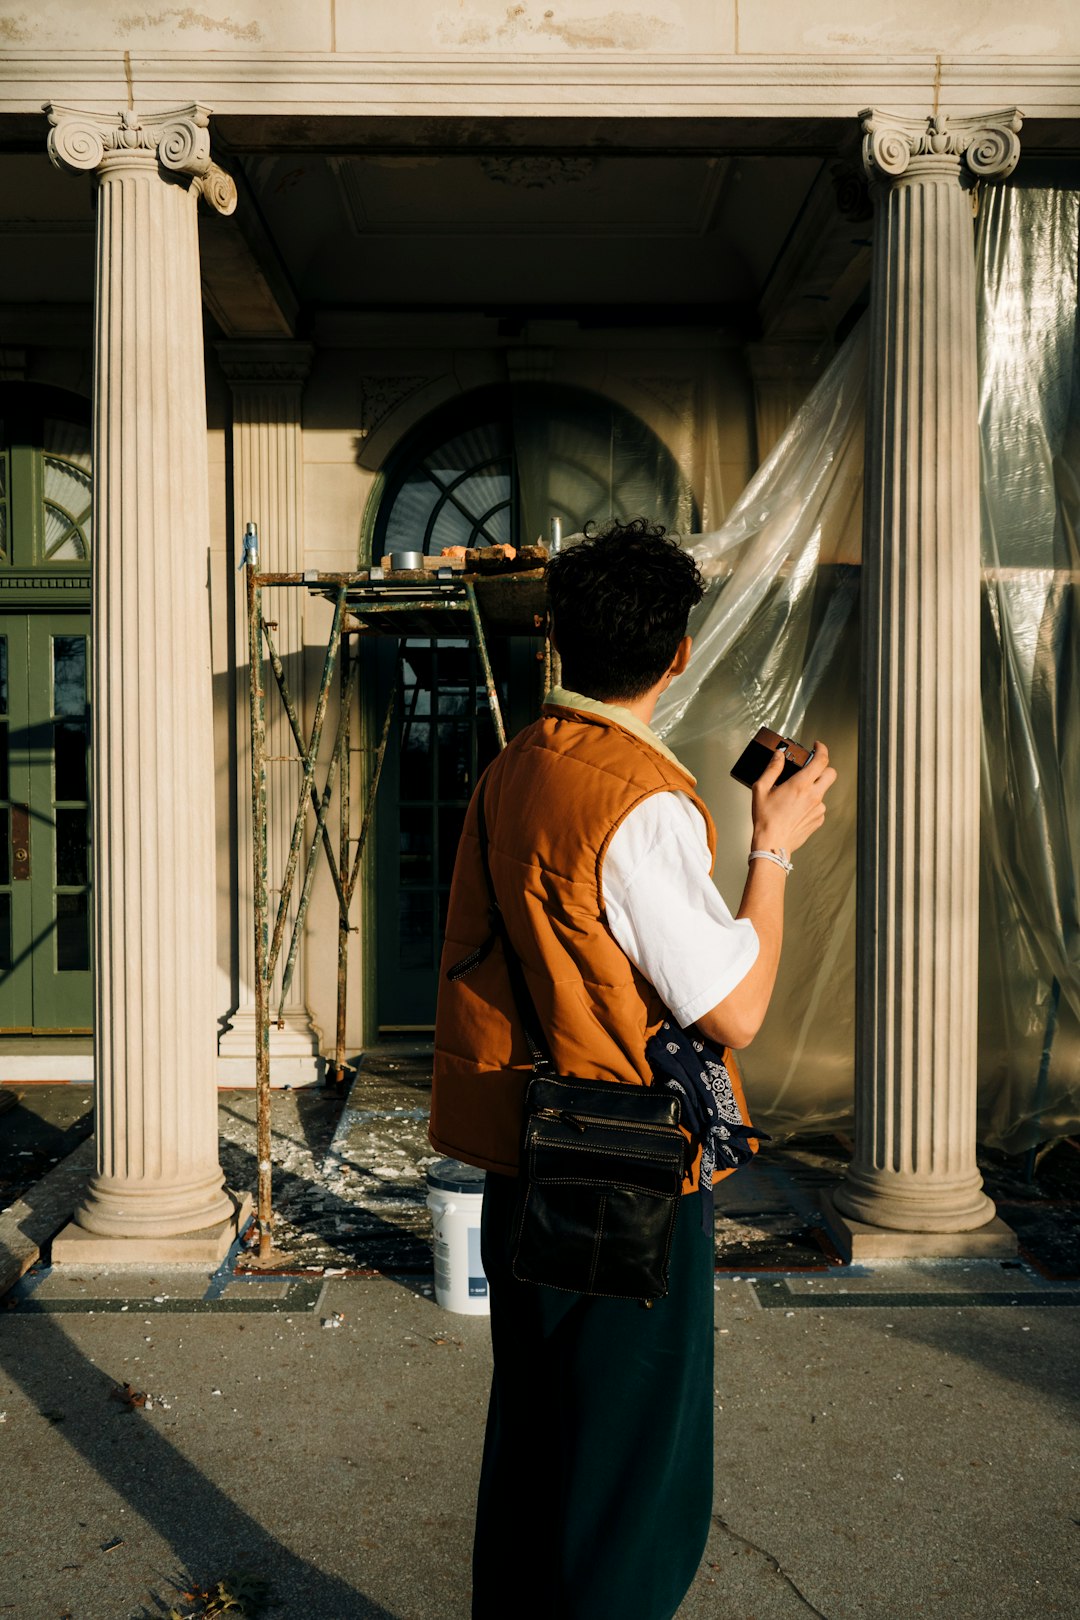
[216,341,320,1083]
[830,110,1023,1254]
[47,104,248,1259]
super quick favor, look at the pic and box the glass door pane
[0,634,9,969]
[25,614,93,1029]
[0,618,33,1027]
[50,633,91,974]
[375,635,506,1029]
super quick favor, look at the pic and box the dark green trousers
[472,1173,715,1620]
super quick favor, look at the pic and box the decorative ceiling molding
[323,151,743,240]
[478,155,594,190]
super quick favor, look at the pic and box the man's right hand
[750,739,836,856]
[695,739,838,1050]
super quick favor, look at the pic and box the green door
[0,613,92,1030]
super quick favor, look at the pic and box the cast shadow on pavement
[882,1301,1080,1414]
[0,1312,403,1619]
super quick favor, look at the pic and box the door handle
[11,803,30,879]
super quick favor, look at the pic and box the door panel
[0,613,92,1030]
[0,619,33,1024]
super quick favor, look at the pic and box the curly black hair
[545,517,704,702]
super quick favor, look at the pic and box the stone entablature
[0,53,1076,127]
[4,0,1080,60]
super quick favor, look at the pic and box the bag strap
[446,775,556,1078]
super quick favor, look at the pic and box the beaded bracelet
[748,847,793,874]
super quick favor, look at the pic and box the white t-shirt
[541,688,758,1027]
[602,790,759,1028]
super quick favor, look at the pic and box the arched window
[41,418,93,563]
[0,387,92,574]
[369,382,694,561]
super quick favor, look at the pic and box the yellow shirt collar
[543,685,696,785]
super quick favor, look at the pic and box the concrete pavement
[1,1065,1077,1619]
[2,1259,1077,1619]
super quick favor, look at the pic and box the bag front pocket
[511,1116,684,1299]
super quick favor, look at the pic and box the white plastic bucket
[426,1158,489,1314]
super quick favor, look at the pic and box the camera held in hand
[730,726,814,789]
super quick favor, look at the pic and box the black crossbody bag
[447,779,690,1303]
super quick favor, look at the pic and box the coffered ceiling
[237,147,824,321]
[0,135,871,348]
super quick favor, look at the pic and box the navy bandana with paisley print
[646,1019,768,1230]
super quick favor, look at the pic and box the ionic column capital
[44,102,237,215]
[859,108,1023,186]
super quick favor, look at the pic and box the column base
[216,1053,326,1088]
[52,1191,252,1266]
[72,1165,236,1239]
[832,1163,996,1232]
[822,1192,1017,1262]
[219,1007,320,1057]
[218,1007,323,1086]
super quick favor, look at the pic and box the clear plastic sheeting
[652,331,866,1139]
[651,179,1080,1151]
[978,179,1080,1152]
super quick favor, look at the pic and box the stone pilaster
[831,111,1022,1247]
[216,341,320,1082]
[46,104,246,1256]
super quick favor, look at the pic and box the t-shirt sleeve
[602,790,759,1029]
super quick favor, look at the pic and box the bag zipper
[534,1108,679,1137]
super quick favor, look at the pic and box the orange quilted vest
[430,702,753,1194]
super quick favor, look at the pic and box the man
[431,518,835,1620]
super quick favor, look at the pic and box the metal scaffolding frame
[242,537,543,1258]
